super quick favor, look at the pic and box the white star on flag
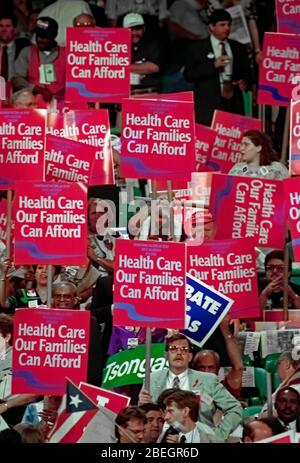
[69,394,83,408]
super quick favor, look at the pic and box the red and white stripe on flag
[48,380,99,443]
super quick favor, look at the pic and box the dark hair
[0,13,18,28]
[242,417,284,440]
[165,333,193,352]
[208,9,232,25]
[264,250,291,272]
[115,406,146,439]
[0,314,14,345]
[157,388,179,411]
[164,390,200,423]
[33,265,62,276]
[140,403,161,414]
[276,386,300,402]
[243,130,279,166]
[0,428,21,443]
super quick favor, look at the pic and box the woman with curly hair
[228,130,289,179]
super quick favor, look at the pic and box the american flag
[48,380,99,443]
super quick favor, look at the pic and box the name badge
[130,72,141,85]
[28,299,38,308]
[39,63,56,84]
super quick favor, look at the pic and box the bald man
[73,13,96,27]
[242,418,280,443]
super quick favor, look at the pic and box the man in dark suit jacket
[184,9,252,126]
[0,13,30,81]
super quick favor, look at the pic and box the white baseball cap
[123,13,144,28]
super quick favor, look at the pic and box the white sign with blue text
[182,273,234,347]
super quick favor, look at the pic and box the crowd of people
[0,0,299,446]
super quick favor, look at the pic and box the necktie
[173,376,180,389]
[219,42,234,99]
[1,46,8,81]
[180,435,186,443]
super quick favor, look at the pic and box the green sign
[102,343,167,389]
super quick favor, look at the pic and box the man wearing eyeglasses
[138,333,242,440]
[259,250,300,312]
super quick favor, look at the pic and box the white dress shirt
[166,369,190,390]
[179,426,201,443]
[210,34,233,89]
[278,418,297,432]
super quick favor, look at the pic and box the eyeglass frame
[265,264,285,272]
[167,345,191,353]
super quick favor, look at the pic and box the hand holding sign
[182,274,233,348]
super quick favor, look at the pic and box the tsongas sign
[102,343,167,389]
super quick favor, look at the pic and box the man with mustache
[138,333,242,440]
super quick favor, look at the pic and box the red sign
[45,135,94,184]
[275,0,300,33]
[121,98,196,180]
[290,100,300,175]
[14,182,87,265]
[283,177,300,262]
[12,309,90,395]
[258,33,300,106]
[114,239,186,329]
[210,111,261,173]
[195,124,217,172]
[257,431,293,443]
[187,239,260,318]
[189,172,212,207]
[0,109,46,187]
[65,27,131,103]
[79,382,130,414]
[47,110,114,185]
[210,174,288,248]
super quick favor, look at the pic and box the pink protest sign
[290,100,300,176]
[189,172,212,206]
[283,177,300,262]
[210,111,261,173]
[121,98,195,180]
[45,135,94,184]
[114,239,186,329]
[210,174,287,248]
[258,33,300,106]
[276,0,300,33]
[66,27,131,103]
[187,239,260,318]
[257,431,293,443]
[14,182,87,265]
[12,308,90,395]
[79,382,130,414]
[0,109,46,187]
[47,110,114,185]
[195,124,217,172]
